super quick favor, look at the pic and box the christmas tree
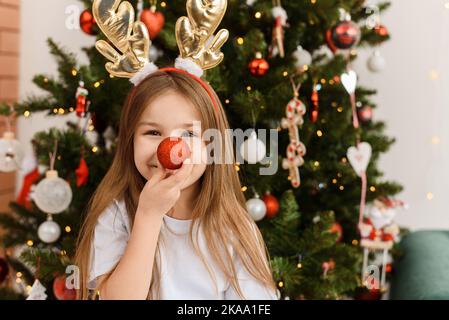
[0,0,402,300]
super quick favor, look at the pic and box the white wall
[18,0,449,230]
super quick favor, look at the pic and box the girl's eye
[182,130,197,138]
[144,130,161,136]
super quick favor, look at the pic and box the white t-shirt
[88,199,278,300]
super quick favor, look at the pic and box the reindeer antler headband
[93,0,229,112]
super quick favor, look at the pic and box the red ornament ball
[261,192,280,219]
[53,275,76,300]
[140,7,165,39]
[330,222,343,242]
[374,24,389,37]
[326,20,360,52]
[248,57,270,77]
[0,257,9,284]
[357,105,373,124]
[79,9,98,36]
[157,137,191,170]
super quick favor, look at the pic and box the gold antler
[176,0,229,70]
[93,0,150,78]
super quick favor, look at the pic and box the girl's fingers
[162,158,194,188]
[148,168,167,185]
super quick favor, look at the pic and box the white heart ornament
[347,142,371,176]
[341,70,357,94]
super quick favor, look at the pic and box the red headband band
[129,67,220,114]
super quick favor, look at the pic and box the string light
[71,69,77,76]
[69,107,74,112]
[370,186,376,192]
[241,186,247,192]
[160,1,166,7]
[316,130,323,137]
[92,146,98,153]
[94,81,101,88]
[246,85,252,91]
[297,263,302,269]
[254,12,262,19]
[26,240,33,247]
[332,179,337,184]
[53,108,58,114]
[225,99,230,104]
[235,165,240,172]
[65,226,71,233]
[314,161,320,167]
[337,107,343,112]
[339,185,344,190]
[23,111,30,117]
[278,281,284,288]
[282,71,289,77]
[237,37,244,45]
[352,239,359,246]
[58,108,65,115]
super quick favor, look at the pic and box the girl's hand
[136,158,194,219]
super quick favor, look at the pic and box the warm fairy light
[16,278,22,284]
[53,108,58,114]
[337,172,342,178]
[58,108,65,115]
[320,78,326,84]
[339,185,344,191]
[61,250,67,256]
[241,186,247,192]
[88,125,95,131]
[278,281,284,288]
[331,102,338,107]
[314,161,320,167]
[57,155,62,160]
[225,99,230,104]
[160,1,166,7]
[370,186,376,192]
[350,49,358,56]
[332,179,337,184]
[235,165,240,172]
[341,157,347,163]
[427,192,434,200]
[69,107,74,112]
[329,79,335,85]
[352,239,359,246]
[16,272,22,278]
[316,130,323,137]
[302,65,309,72]
[287,175,292,181]
[26,240,33,247]
[65,226,71,233]
[92,146,98,153]
[431,136,441,145]
[23,111,30,117]
[43,78,49,83]
[109,74,114,78]
[297,263,302,269]
[337,107,343,112]
[255,12,262,19]
[283,71,288,77]
[311,0,317,4]
[71,69,77,76]
[237,37,244,45]
[26,285,32,293]
[94,81,101,88]
[246,86,252,91]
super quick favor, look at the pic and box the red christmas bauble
[326,20,360,52]
[354,287,382,300]
[330,222,343,242]
[357,105,373,124]
[79,9,97,36]
[261,192,280,219]
[0,257,9,284]
[248,57,270,77]
[374,24,389,37]
[140,8,165,40]
[157,137,191,170]
[53,275,76,300]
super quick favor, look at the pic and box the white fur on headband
[174,57,204,78]
[129,62,158,86]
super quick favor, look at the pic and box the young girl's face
[133,91,207,189]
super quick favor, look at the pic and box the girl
[75,70,278,300]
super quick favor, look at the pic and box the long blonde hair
[75,71,276,299]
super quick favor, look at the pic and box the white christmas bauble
[292,46,312,71]
[312,45,334,66]
[34,170,72,214]
[0,131,24,172]
[239,131,266,164]
[367,50,386,73]
[38,219,61,244]
[246,197,267,221]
